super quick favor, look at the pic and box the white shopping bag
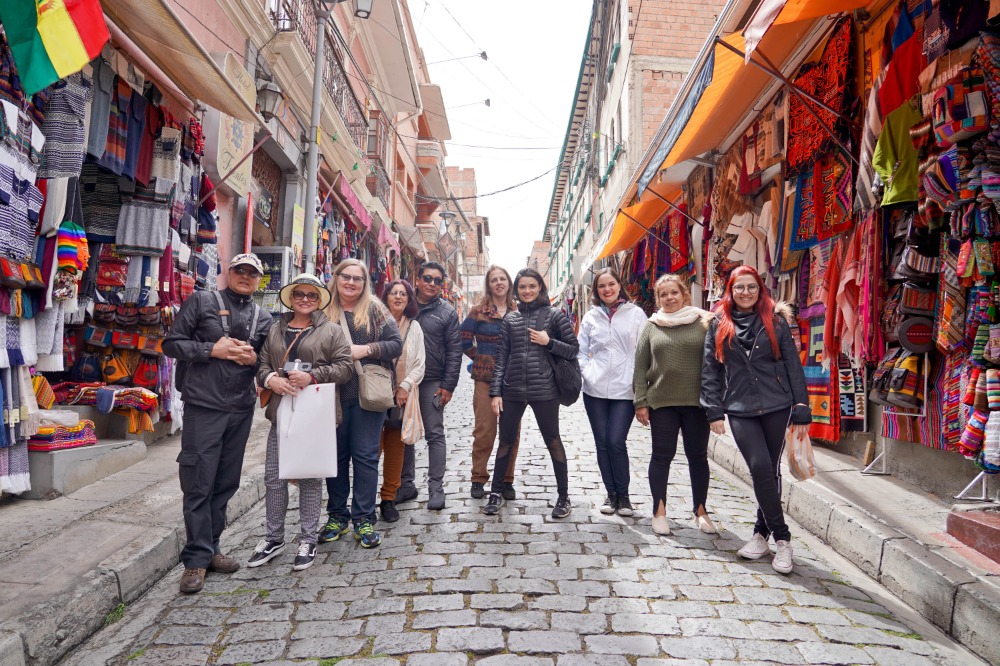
[277,383,338,479]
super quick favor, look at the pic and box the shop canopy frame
[597,0,874,260]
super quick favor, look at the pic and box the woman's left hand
[528,328,550,346]
[287,370,312,388]
[395,387,409,407]
[351,344,369,360]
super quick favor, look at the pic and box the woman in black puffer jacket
[487,269,579,519]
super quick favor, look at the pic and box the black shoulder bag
[544,309,582,407]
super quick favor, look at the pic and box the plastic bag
[401,384,424,445]
[277,383,338,479]
[786,426,816,481]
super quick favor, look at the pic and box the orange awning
[598,168,690,258]
[744,0,872,58]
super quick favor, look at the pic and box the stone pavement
[61,375,984,665]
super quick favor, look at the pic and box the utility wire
[415,165,559,202]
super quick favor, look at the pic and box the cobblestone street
[62,375,980,665]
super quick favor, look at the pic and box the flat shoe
[651,515,671,536]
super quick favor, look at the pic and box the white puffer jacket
[577,302,648,400]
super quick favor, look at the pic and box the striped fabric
[96,79,130,175]
[56,220,88,273]
[115,178,174,256]
[460,304,507,382]
[38,69,88,179]
[0,163,42,260]
[80,162,122,242]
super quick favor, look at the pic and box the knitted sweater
[633,319,709,410]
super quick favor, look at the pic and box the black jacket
[700,305,812,425]
[490,299,579,402]
[163,288,273,413]
[416,296,462,392]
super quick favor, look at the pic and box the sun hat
[279,273,332,310]
[229,253,264,275]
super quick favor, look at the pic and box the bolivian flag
[0,0,109,95]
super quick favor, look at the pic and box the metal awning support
[197,135,270,207]
[714,37,859,167]
[619,209,700,284]
[645,188,705,228]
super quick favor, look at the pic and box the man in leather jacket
[397,261,461,510]
[163,253,273,593]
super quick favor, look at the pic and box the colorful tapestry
[789,168,818,251]
[800,315,840,442]
[838,354,866,432]
[786,16,853,175]
[789,153,853,252]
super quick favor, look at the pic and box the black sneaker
[501,482,516,501]
[552,496,572,519]
[380,499,400,523]
[616,495,634,517]
[600,493,618,515]
[318,516,350,543]
[471,482,485,499]
[483,493,504,516]
[247,539,284,568]
[395,486,418,504]
[292,543,317,571]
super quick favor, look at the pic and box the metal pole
[303,5,332,275]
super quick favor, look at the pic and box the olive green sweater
[633,319,709,409]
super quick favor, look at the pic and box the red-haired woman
[700,266,810,575]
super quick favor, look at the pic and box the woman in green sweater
[633,274,716,536]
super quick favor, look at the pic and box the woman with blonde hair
[634,274,715,537]
[460,265,520,500]
[319,259,402,549]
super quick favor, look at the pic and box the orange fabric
[380,426,405,501]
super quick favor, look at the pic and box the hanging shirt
[872,101,924,207]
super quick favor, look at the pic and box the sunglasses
[338,273,366,284]
[291,290,321,302]
[231,266,261,278]
[420,275,444,286]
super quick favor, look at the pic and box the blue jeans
[326,400,386,525]
[583,394,635,495]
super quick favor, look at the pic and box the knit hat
[279,273,331,310]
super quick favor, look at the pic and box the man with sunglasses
[398,261,461,510]
[164,253,274,594]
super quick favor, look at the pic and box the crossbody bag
[338,311,394,412]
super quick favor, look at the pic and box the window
[367,109,387,164]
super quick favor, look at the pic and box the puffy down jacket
[490,299,579,403]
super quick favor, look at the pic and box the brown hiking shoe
[179,568,206,594]
[209,553,241,574]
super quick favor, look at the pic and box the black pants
[648,406,711,515]
[177,403,254,568]
[493,399,567,496]
[728,408,791,542]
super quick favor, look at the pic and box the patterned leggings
[264,424,324,545]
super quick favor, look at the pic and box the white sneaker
[737,533,770,560]
[772,540,794,574]
[651,515,671,536]
[694,512,718,535]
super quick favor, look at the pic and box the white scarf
[648,305,712,328]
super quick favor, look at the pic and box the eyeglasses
[291,290,321,302]
[338,273,366,284]
[733,284,760,294]
[420,275,444,286]
[231,266,261,278]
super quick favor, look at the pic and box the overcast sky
[415,0,593,275]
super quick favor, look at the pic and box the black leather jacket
[491,300,579,402]
[163,288,273,412]
[416,296,462,392]
[700,309,812,425]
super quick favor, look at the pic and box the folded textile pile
[27,419,97,451]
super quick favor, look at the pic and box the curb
[708,432,1000,666]
[0,466,266,666]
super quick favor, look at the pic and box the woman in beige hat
[250,274,353,571]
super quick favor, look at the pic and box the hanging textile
[838,355,867,432]
[786,16,853,175]
[800,314,840,442]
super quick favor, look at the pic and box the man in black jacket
[398,261,461,510]
[163,253,273,594]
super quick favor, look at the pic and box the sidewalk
[707,431,1000,665]
[0,412,272,666]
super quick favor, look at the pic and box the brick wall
[640,69,686,146]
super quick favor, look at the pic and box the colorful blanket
[800,315,839,442]
[838,355,866,433]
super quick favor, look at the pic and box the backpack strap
[213,291,230,337]
[247,303,261,342]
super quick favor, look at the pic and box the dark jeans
[177,404,254,568]
[582,394,634,495]
[728,408,792,542]
[648,406,710,515]
[326,400,386,525]
[493,398,567,496]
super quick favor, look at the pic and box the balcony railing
[367,160,390,209]
[271,0,368,152]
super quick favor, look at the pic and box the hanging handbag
[899,282,938,316]
[0,258,26,289]
[401,384,424,445]
[338,312,394,412]
[102,350,135,385]
[544,309,582,407]
[887,350,924,410]
[385,320,412,429]
[932,67,989,147]
[133,356,160,390]
[869,347,903,406]
[71,351,103,382]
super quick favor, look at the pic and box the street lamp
[438,209,456,237]
[256,79,283,122]
[354,0,373,18]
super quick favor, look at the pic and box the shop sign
[292,203,305,268]
[254,186,275,229]
[203,52,256,196]
[467,275,485,293]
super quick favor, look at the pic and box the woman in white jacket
[378,280,426,523]
[578,267,648,516]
